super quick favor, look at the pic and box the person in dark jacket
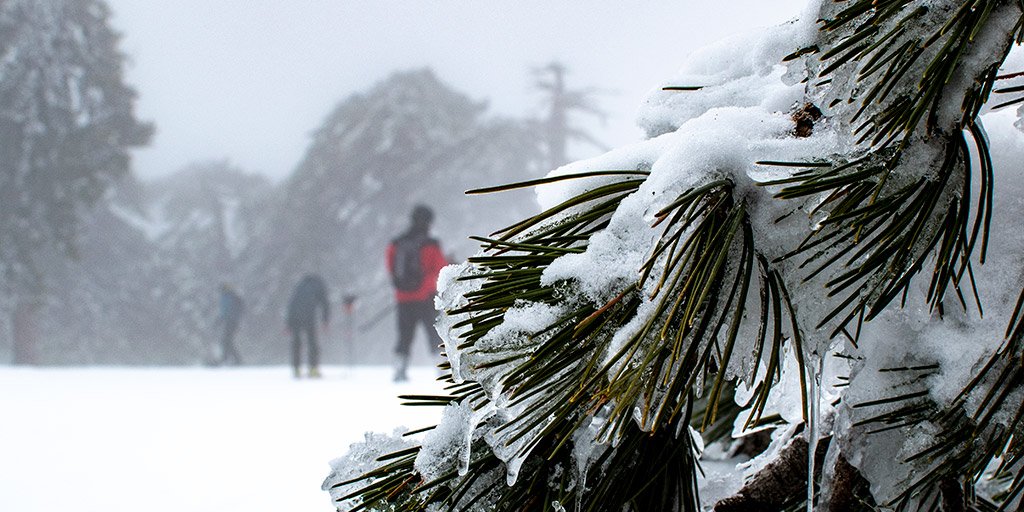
[286,273,330,378]
[214,283,244,366]
[386,205,448,382]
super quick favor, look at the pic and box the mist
[0,2,806,511]
[2,0,804,366]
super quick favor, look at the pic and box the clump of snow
[736,422,803,484]
[473,302,567,401]
[823,106,1024,506]
[637,18,817,138]
[434,262,482,384]
[414,401,495,482]
[324,429,418,508]
[534,137,665,211]
[540,209,657,305]
[698,458,748,507]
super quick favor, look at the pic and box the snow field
[0,366,446,512]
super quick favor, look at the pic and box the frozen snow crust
[332,1,1024,510]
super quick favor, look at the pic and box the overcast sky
[106,1,807,181]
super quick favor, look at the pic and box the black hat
[411,204,434,225]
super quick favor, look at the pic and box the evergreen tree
[15,69,540,365]
[237,69,542,364]
[37,161,269,365]
[326,1,1024,511]
[39,176,185,364]
[143,161,270,363]
[534,62,607,170]
[0,0,151,363]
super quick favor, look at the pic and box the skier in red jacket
[386,205,448,382]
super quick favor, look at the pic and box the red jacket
[386,239,447,303]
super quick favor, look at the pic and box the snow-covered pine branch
[325,1,1024,510]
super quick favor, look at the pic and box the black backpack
[391,235,427,292]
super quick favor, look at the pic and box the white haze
[105,0,807,180]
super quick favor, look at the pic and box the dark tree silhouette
[0,0,151,363]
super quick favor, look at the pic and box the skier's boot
[393,355,409,383]
[292,366,301,379]
[308,367,322,379]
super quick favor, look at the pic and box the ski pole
[358,303,396,332]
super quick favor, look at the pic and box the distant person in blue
[286,273,330,378]
[214,283,244,366]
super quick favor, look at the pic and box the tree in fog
[328,2,1024,511]
[37,160,270,365]
[144,161,271,363]
[534,62,606,170]
[0,0,150,363]
[238,69,542,364]
[153,160,271,281]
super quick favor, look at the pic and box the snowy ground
[1,365,747,511]
[0,365,448,512]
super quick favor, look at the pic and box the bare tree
[534,62,607,170]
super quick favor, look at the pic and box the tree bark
[828,453,876,512]
[939,478,966,512]
[715,436,821,511]
[715,434,881,512]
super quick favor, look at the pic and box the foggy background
[3,1,804,367]
[2,2,813,511]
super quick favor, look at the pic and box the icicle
[806,351,824,512]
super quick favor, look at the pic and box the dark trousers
[291,324,320,370]
[395,300,441,357]
[218,321,242,365]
